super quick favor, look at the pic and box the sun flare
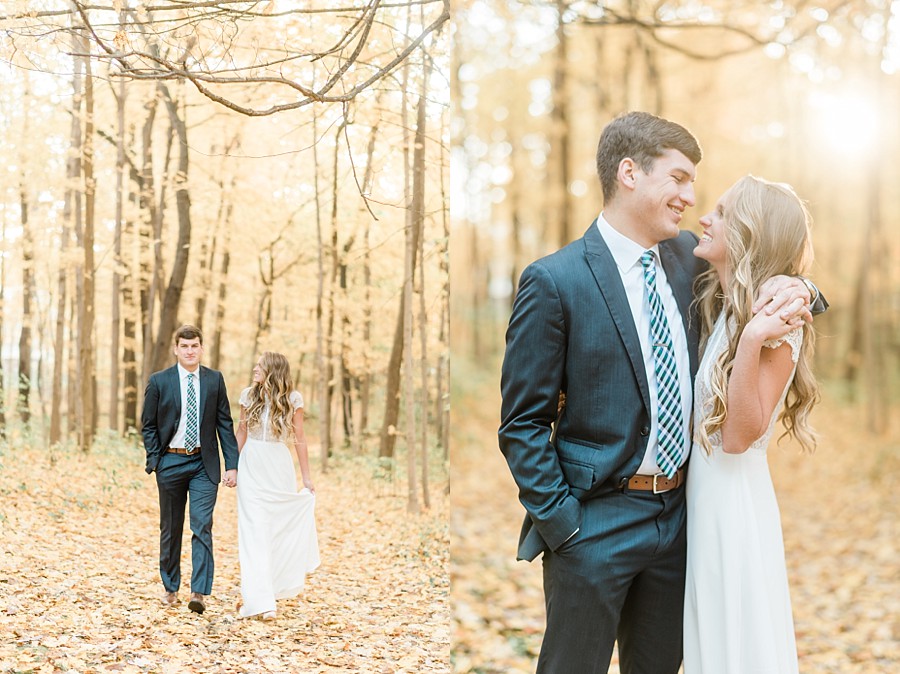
[809,90,880,156]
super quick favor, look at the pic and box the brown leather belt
[167,447,201,455]
[622,468,684,494]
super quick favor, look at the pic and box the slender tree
[71,27,97,452]
[402,85,420,513]
[17,82,34,425]
[109,18,128,431]
[313,103,330,471]
[209,190,234,372]
[138,93,159,385]
[150,82,192,373]
[357,100,383,448]
[435,133,450,461]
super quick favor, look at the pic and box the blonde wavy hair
[244,352,296,441]
[693,175,818,455]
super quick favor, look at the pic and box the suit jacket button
[640,426,649,436]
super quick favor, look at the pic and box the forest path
[1,437,449,673]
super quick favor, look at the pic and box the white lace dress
[683,315,802,674]
[237,388,320,618]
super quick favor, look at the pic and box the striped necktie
[640,251,684,478]
[185,373,198,450]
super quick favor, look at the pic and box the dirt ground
[0,434,449,673]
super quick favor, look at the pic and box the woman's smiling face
[252,358,265,383]
[695,186,731,270]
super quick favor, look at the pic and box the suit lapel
[199,365,211,421]
[659,240,700,377]
[167,365,182,418]
[582,222,652,412]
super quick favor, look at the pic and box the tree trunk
[326,122,345,448]
[508,136,523,310]
[35,313,50,440]
[123,122,141,431]
[436,148,450,460]
[253,250,274,355]
[201,137,238,337]
[50,221,70,445]
[313,104,330,471]
[122,256,139,432]
[863,75,889,433]
[210,215,232,371]
[151,83,192,374]
[109,53,127,433]
[67,280,78,436]
[403,97,420,513]
[551,0,571,248]
[381,44,414,463]
[414,76,431,510]
[17,175,34,426]
[139,94,160,386]
[195,232,215,331]
[74,31,97,452]
[378,210,424,457]
[339,237,356,447]
[15,75,34,426]
[358,107,381,447]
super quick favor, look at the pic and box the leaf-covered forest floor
[0,434,449,673]
[451,360,899,673]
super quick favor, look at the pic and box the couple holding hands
[141,325,319,620]
[499,112,826,673]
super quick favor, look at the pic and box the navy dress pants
[537,487,687,674]
[155,451,218,595]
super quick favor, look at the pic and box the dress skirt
[237,437,320,617]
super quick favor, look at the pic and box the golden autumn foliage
[0,437,450,673]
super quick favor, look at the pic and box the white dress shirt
[170,364,202,450]
[596,214,692,474]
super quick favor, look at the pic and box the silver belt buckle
[652,473,666,494]
[186,446,200,455]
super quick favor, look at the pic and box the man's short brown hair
[596,111,702,203]
[174,324,203,345]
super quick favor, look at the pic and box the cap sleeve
[239,387,252,408]
[762,326,803,364]
[290,391,304,410]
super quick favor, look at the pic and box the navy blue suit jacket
[499,223,706,561]
[141,364,239,484]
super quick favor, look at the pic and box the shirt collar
[596,212,660,273]
[177,363,200,380]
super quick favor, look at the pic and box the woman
[236,351,320,620]
[683,176,818,673]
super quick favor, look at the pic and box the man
[498,112,824,673]
[142,324,239,614]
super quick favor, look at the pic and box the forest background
[0,0,451,493]
[1,1,451,672]
[451,1,899,673]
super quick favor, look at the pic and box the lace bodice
[239,387,304,442]
[693,314,802,454]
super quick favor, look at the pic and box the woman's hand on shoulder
[743,306,802,346]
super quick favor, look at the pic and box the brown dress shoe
[162,591,179,606]
[188,593,206,614]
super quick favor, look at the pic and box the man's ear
[618,157,637,191]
